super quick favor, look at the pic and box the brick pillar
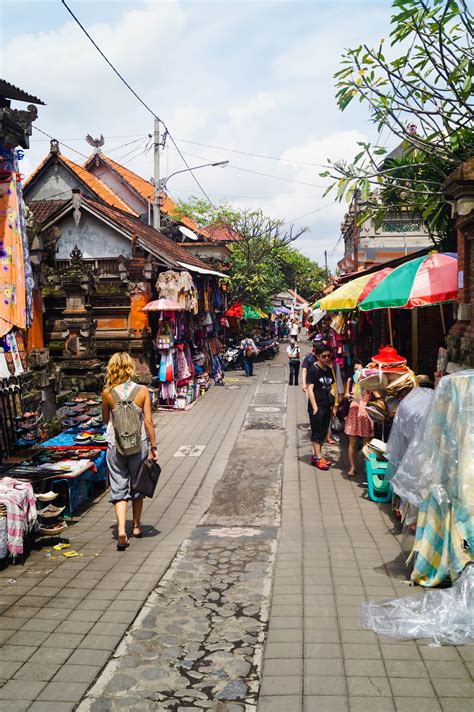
[444,159,474,368]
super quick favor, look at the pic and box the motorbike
[222,341,243,370]
[254,336,279,360]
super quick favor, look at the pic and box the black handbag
[134,459,161,498]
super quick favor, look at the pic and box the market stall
[146,270,225,411]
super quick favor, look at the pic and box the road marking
[253,406,281,413]
[173,445,206,458]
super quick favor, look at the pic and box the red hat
[372,346,407,366]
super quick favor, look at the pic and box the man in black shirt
[307,342,336,470]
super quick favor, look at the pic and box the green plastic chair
[365,453,392,503]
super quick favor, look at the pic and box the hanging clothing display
[151,271,225,410]
[0,146,33,332]
[0,176,27,337]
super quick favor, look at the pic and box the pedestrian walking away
[102,352,159,550]
[240,334,258,377]
[287,338,301,386]
[306,342,337,470]
[290,317,299,341]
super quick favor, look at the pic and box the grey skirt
[107,440,149,502]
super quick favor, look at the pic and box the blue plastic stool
[365,453,392,503]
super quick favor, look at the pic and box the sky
[1,0,396,269]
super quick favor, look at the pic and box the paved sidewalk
[257,383,474,712]
[0,367,262,711]
[1,350,473,711]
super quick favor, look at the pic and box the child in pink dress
[344,362,374,476]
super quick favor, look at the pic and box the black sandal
[117,535,129,551]
[132,528,142,539]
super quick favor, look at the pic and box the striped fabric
[0,478,37,557]
[410,493,474,587]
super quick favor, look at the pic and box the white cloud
[228,91,280,127]
[5,0,396,270]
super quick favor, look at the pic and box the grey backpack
[111,384,143,456]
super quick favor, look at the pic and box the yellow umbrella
[316,268,393,312]
[315,274,373,311]
[254,306,268,318]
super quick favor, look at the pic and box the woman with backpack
[102,352,158,550]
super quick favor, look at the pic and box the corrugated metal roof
[0,78,45,105]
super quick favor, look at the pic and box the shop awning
[315,268,393,312]
[177,261,228,278]
[225,303,267,319]
[359,253,458,310]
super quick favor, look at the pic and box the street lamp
[152,161,229,229]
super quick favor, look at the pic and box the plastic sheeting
[409,371,474,509]
[385,387,434,505]
[361,564,474,645]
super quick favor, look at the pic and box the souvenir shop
[147,268,226,410]
[319,253,474,601]
[0,148,107,565]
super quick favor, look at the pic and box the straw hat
[366,399,387,422]
[384,370,417,395]
[358,371,389,390]
[362,438,387,460]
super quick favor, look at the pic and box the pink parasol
[142,298,184,312]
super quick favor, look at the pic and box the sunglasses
[320,354,332,359]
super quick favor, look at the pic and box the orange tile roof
[82,198,211,270]
[60,155,138,215]
[204,224,242,243]
[87,153,207,236]
[24,151,138,216]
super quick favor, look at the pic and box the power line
[175,137,327,169]
[31,133,147,142]
[170,188,328,200]
[288,203,334,223]
[60,0,215,207]
[106,135,150,155]
[166,145,328,189]
[32,125,89,159]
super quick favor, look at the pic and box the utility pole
[324,250,328,282]
[153,118,161,231]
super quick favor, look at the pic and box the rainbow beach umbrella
[359,253,458,311]
[315,268,393,312]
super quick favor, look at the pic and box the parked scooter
[222,341,243,370]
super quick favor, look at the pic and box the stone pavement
[0,350,473,711]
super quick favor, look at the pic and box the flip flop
[117,535,129,551]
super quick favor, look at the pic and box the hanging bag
[135,458,162,498]
[111,385,143,456]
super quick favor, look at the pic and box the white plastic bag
[361,564,474,645]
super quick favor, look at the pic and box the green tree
[173,197,324,306]
[276,248,326,302]
[323,0,473,247]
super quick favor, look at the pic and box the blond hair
[104,352,135,392]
